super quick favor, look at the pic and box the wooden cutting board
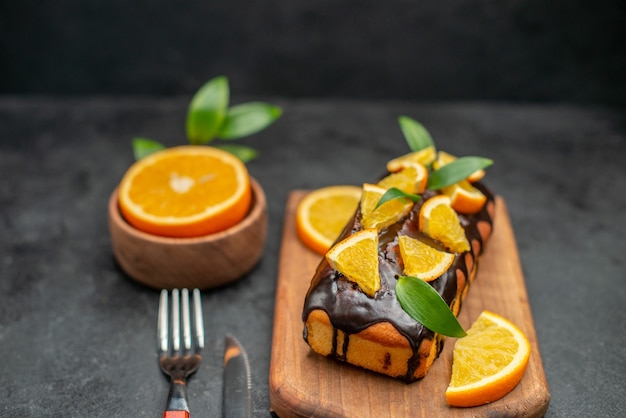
[269,192,550,417]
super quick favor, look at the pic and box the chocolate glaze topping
[302,181,495,382]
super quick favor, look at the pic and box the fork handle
[163,412,189,418]
[164,377,190,417]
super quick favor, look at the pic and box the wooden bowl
[108,177,268,290]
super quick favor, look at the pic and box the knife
[222,334,252,418]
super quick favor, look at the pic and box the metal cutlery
[157,288,204,418]
[222,334,252,418]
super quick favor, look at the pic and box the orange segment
[398,235,454,281]
[386,145,437,172]
[434,150,485,183]
[441,179,487,214]
[446,311,531,407]
[325,228,380,297]
[419,195,470,253]
[118,145,251,237]
[377,162,428,194]
[295,185,362,255]
[360,183,413,230]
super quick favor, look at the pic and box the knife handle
[163,411,189,418]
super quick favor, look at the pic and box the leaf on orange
[434,150,485,183]
[360,183,413,230]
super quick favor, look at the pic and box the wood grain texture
[269,191,550,417]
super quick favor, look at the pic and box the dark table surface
[1,97,624,417]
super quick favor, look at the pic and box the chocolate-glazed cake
[302,180,496,383]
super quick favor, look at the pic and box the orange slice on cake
[325,228,380,297]
[419,195,470,253]
[360,183,413,230]
[398,235,454,281]
[386,146,437,172]
[441,179,487,215]
[377,162,428,194]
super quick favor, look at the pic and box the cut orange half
[377,162,428,194]
[118,145,251,237]
[398,235,454,281]
[295,185,362,255]
[441,179,487,214]
[325,228,380,297]
[419,195,470,253]
[386,145,437,172]
[446,311,531,407]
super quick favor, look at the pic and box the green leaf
[428,156,493,190]
[186,76,230,145]
[375,187,421,209]
[218,102,282,139]
[396,275,466,338]
[398,116,435,152]
[132,137,165,160]
[215,143,259,163]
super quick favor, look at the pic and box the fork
[157,288,205,418]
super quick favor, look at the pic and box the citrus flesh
[386,146,437,172]
[118,145,251,237]
[377,162,428,194]
[296,185,362,255]
[398,235,454,281]
[419,195,470,253]
[446,311,531,407]
[360,183,413,230]
[325,228,380,297]
[441,179,487,215]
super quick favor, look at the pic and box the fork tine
[171,289,180,353]
[182,289,192,351]
[158,289,169,354]
[193,289,204,352]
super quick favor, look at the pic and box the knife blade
[222,334,252,418]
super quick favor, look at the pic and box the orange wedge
[441,179,487,214]
[398,235,454,281]
[325,228,380,297]
[434,150,485,183]
[360,183,413,230]
[377,162,428,194]
[419,195,470,253]
[446,311,531,407]
[386,145,437,172]
[118,145,251,237]
[296,185,362,255]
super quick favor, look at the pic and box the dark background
[1,0,625,105]
[1,2,626,417]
